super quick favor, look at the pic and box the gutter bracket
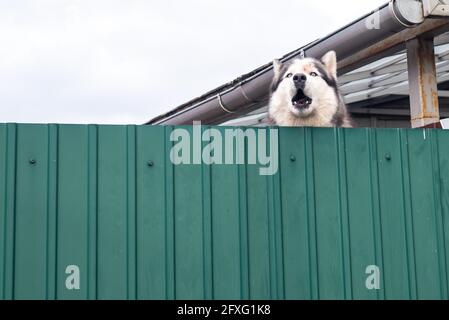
[423,0,449,17]
[217,94,238,114]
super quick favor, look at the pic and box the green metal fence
[1,123,448,300]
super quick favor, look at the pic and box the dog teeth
[292,98,312,108]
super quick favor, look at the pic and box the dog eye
[310,72,318,77]
[286,73,293,78]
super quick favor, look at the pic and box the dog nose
[293,74,307,83]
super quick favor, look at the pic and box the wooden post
[406,37,440,128]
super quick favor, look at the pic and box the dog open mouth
[292,89,312,109]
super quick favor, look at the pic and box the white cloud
[0,0,386,124]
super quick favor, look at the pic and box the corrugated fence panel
[96,125,133,299]
[406,130,447,299]
[312,129,347,299]
[436,130,449,297]
[57,125,90,300]
[279,127,313,300]
[13,125,50,299]
[210,127,245,300]
[375,129,412,299]
[173,126,206,299]
[246,132,272,300]
[1,124,449,300]
[344,129,378,300]
[0,124,16,300]
[136,125,173,300]
[0,124,6,300]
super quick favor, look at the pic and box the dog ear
[321,51,337,79]
[273,59,283,79]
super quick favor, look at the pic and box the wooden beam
[339,19,449,75]
[406,37,440,128]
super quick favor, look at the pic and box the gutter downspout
[149,0,425,125]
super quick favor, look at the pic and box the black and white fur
[268,51,351,127]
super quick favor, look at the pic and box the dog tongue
[292,89,311,108]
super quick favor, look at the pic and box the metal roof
[146,1,449,126]
[223,31,449,126]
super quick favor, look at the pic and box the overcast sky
[0,0,386,124]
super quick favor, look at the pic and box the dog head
[270,51,340,120]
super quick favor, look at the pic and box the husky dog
[268,51,352,127]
